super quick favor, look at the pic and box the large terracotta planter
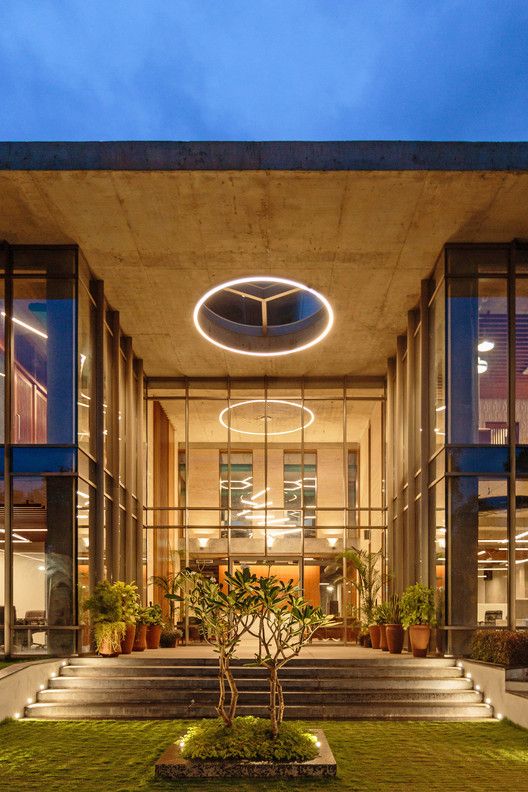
[408,624,431,658]
[98,636,120,657]
[386,623,404,654]
[147,624,162,649]
[379,624,388,651]
[368,625,381,649]
[133,623,148,652]
[120,624,136,655]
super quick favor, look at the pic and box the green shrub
[83,580,123,624]
[400,583,437,629]
[470,629,528,665]
[139,604,164,626]
[179,717,319,762]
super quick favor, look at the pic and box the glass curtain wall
[389,241,528,656]
[1,244,143,658]
[144,379,387,644]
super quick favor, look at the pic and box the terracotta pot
[147,624,162,649]
[133,623,148,652]
[408,624,431,658]
[368,625,381,649]
[379,624,388,651]
[386,623,404,654]
[120,624,136,655]
[346,626,360,644]
[98,636,120,657]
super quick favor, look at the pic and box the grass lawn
[0,719,526,792]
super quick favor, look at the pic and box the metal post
[508,247,516,629]
[184,379,189,645]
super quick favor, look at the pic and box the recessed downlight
[193,276,333,356]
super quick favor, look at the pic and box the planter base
[155,729,336,780]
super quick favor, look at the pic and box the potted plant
[340,548,382,647]
[377,601,391,651]
[83,580,125,657]
[369,604,381,649]
[144,603,164,649]
[385,593,404,654]
[113,581,140,654]
[150,569,186,627]
[133,607,149,652]
[160,623,182,648]
[345,605,361,643]
[401,583,436,657]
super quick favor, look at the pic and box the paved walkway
[137,642,435,661]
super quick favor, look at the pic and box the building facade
[1,141,528,657]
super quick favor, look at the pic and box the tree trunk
[216,654,230,725]
[269,665,279,737]
[226,663,239,723]
[276,675,285,728]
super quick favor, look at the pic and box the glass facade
[3,239,528,659]
[389,241,528,654]
[144,380,387,643]
[0,244,143,657]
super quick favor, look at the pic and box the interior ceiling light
[477,357,488,374]
[219,399,314,437]
[478,340,495,352]
[1,311,48,339]
[193,276,334,356]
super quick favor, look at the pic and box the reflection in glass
[13,278,75,444]
[11,476,75,655]
[429,281,446,451]
[448,278,508,444]
[78,285,96,455]
[449,477,508,629]
[515,481,528,628]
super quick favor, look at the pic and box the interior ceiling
[3,168,528,377]
[160,397,378,444]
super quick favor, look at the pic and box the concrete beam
[1,140,528,172]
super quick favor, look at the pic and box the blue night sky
[1,0,527,141]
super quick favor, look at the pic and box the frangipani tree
[239,575,335,737]
[168,567,258,726]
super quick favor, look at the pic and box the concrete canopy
[1,141,528,378]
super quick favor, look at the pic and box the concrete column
[123,337,136,581]
[3,245,13,656]
[419,280,431,585]
[93,280,105,585]
[46,478,75,655]
[394,336,406,592]
[135,359,145,595]
[110,312,122,581]
[386,358,396,594]
[406,311,417,585]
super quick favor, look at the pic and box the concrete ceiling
[2,145,528,377]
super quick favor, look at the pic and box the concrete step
[61,664,464,680]
[37,687,483,705]
[50,675,474,692]
[25,700,493,721]
[70,655,457,668]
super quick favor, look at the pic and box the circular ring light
[219,399,315,437]
[193,276,334,356]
